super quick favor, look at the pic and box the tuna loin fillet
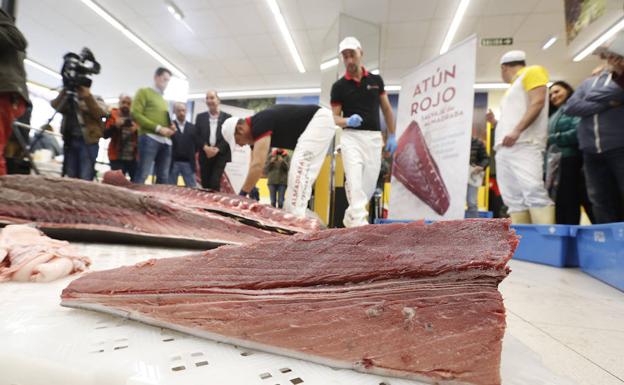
[0,175,279,247]
[103,170,322,234]
[62,219,517,385]
[393,121,450,215]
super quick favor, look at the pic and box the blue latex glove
[346,114,363,128]
[239,190,248,197]
[385,134,398,154]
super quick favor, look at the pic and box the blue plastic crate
[374,219,436,224]
[374,219,416,224]
[511,224,577,267]
[573,222,624,291]
[464,211,494,218]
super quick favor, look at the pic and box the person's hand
[203,145,218,158]
[471,165,484,174]
[486,109,497,127]
[346,114,363,127]
[385,133,397,154]
[502,128,521,147]
[160,125,175,137]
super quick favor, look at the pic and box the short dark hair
[502,60,526,67]
[155,67,172,77]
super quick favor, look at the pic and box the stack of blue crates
[510,224,578,267]
[573,223,624,292]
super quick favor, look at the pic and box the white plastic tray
[0,243,577,385]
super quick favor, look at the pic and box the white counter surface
[2,242,617,385]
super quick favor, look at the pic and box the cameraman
[51,85,107,180]
[0,8,30,175]
[264,148,290,208]
[103,94,138,180]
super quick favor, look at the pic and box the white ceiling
[18,0,615,99]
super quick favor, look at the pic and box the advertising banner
[389,36,477,220]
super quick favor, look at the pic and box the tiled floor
[501,260,624,385]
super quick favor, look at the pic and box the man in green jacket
[131,67,175,184]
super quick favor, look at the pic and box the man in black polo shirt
[331,36,397,227]
[221,104,336,218]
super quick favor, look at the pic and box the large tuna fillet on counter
[62,219,518,385]
[393,121,451,215]
[0,175,279,248]
[103,170,322,234]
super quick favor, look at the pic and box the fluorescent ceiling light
[320,57,339,71]
[24,58,62,80]
[164,76,190,102]
[542,36,557,50]
[440,0,471,55]
[188,87,320,99]
[79,0,187,79]
[266,0,305,73]
[104,97,119,104]
[370,69,380,75]
[385,85,401,92]
[26,81,59,98]
[573,17,624,62]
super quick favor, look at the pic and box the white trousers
[284,108,336,218]
[495,142,553,213]
[341,129,383,227]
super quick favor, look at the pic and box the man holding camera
[264,148,290,208]
[103,94,138,180]
[131,67,175,184]
[51,85,107,180]
[0,8,30,176]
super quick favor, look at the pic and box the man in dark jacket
[564,69,624,223]
[466,137,490,218]
[0,8,30,175]
[194,91,231,190]
[169,102,197,187]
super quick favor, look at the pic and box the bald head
[205,90,220,113]
[118,94,132,114]
[174,102,187,123]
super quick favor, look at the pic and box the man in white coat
[487,50,554,224]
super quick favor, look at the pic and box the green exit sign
[481,37,514,46]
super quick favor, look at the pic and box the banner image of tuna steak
[393,121,450,215]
